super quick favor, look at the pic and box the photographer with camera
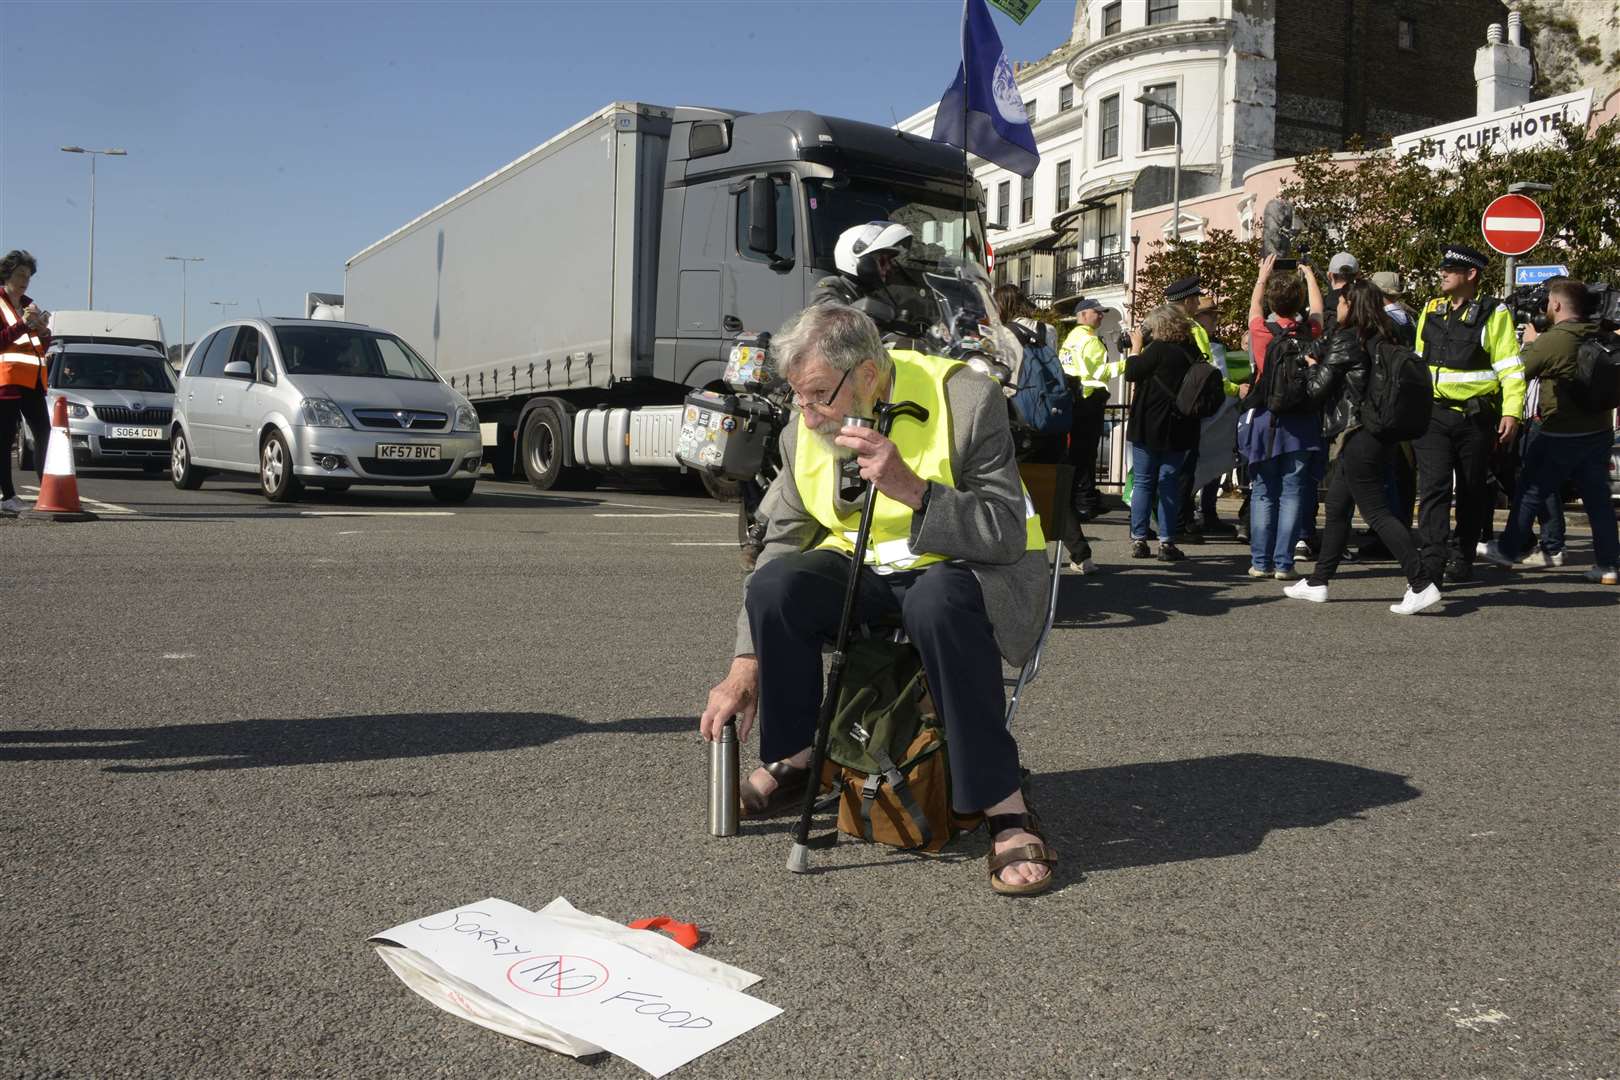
[1412,243,1526,584]
[1482,278,1618,584]
[699,303,1058,896]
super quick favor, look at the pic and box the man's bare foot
[986,790,1052,888]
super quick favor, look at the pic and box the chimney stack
[1475,15,1533,113]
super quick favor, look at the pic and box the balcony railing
[1059,252,1126,294]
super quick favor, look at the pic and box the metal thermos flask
[708,719,739,837]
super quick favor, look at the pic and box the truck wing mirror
[747,177,777,257]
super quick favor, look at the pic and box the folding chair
[1004,462,1074,728]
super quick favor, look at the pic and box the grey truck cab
[343,103,990,493]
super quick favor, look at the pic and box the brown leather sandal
[739,760,812,819]
[985,811,1057,897]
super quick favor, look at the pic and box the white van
[47,310,167,356]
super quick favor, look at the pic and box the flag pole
[960,0,970,263]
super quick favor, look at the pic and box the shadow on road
[0,712,691,772]
[1439,583,1620,616]
[1033,752,1421,872]
[1054,560,1276,627]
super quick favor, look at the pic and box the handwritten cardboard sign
[371,898,780,1077]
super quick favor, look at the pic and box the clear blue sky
[2,0,1075,347]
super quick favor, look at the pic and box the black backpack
[1172,360,1227,420]
[1361,339,1433,442]
[1251,319,1315,415]
[1568,330,1620,412]
[1006,321,1075,436]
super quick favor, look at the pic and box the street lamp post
[209,300,239,323]
[164,256,204,365]
[1135,94,1182,246]
[60,146,128,308]
[1503,180,1554,295]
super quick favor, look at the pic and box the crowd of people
[1017,242,1619,611]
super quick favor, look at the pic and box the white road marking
[20,486,135,515]
[593,512,729,519]
[670,542,740,546]
[479,488,730,514]
[1448,1007,1511,1032]
[299,511,455,517]
[337,530,364,535]
[161,652,196,660]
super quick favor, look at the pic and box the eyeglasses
[790,365,852,411]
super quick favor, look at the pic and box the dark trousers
[745,549,1021,813]
[1414,405,1496,582]
[0,388,51,500]
[1177,447,1221,528]
[1498,429,1618,568]
[1067,385,1108,519]
[1309,429,1429,590]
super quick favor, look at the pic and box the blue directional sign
[1515,264,1569,286]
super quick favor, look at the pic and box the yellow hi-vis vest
[794,350,1045,574]
[0,294,48,392]
[1058,324,1119,396]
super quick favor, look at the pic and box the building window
[1147,0,1177,24]
[1056,160,1071,214]
[1059,84,1074,113]
[997,181,1011,227]
[1018,256,1031,296]
[1098,94,1119,160]
[1020,174,1034,224]
[1101,2,1121,36]
[1397,17,1416,51]
[1141,82,1177,151]
[1024,99,1037,125]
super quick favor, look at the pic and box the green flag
[987,0,1041,25]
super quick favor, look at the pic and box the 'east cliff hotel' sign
[1394,89,1594,168]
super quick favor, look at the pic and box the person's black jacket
[1303,327,1384,439]
[1125,339,1201,451]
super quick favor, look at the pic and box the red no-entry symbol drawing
[506,954,611,998]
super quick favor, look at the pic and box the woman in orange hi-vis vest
[0,250,54,512]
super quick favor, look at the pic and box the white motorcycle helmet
[833,221,914,285]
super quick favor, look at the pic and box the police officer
[1056,296,1119,527]
[1412,243,1526,583]
[1165,276,1214,362]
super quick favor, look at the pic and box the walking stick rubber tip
[786,844,812,874]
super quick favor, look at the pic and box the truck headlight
[65,401,90,419]
[298,398,350,428]
[453,404,479,432]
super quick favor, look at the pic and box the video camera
[1508,280,1620,333]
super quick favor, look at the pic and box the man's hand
[1497,414,1519,447]
[834,424,927,509]
[700,656,759,742]
[1520,321,1539,343]
[1128,326,1145,355]
[1258,252,1277,281]
[1238,383,1251,399]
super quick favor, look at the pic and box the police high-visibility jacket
[0,293,49,392]
[794,349,1045,574]
[1414,296,1525,417]
[1058,324,1120,397]
[1189,320,1214,363]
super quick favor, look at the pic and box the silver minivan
[170,318,482,502]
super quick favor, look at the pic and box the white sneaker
[1068,557,1098,575]
[0,496,25,513]
[1584,565,1619,585]
[1480,540,1516,569]
[1284,579,1328,602]
[1294,540,1311,560]
[1274,569,1296,581]
[1390,583,1442,615]
[1475,540,1489,558]
[1520,550,1565,568]
[1247,566,1270,578]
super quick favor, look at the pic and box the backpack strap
[858,746,933,849]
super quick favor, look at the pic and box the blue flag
[931,0,1039,177]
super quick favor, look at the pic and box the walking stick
[787,398,929,874]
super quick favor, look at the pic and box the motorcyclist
[812,221,924,333]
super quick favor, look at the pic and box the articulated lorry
[343,102,987,493]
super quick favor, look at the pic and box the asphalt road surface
[2,466,1616,1079]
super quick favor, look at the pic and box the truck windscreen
[804,179,986,276]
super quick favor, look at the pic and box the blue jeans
[1249,450,1314,571]
[1498,430,1618,567]
[1130,443,1188,543]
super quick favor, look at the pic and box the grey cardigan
[734,364,1050,666]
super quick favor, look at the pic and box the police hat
[1438,244,1489,272]
[1164,275,1203,302]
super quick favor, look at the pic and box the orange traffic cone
[29,396,98,522]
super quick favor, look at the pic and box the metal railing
[1059,252,1126,294]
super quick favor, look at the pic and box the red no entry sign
[1481,193,1545,256]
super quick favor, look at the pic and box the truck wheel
[521,407,595,491]
[700,472,741,502]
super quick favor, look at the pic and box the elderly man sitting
[699,304,1058,896]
